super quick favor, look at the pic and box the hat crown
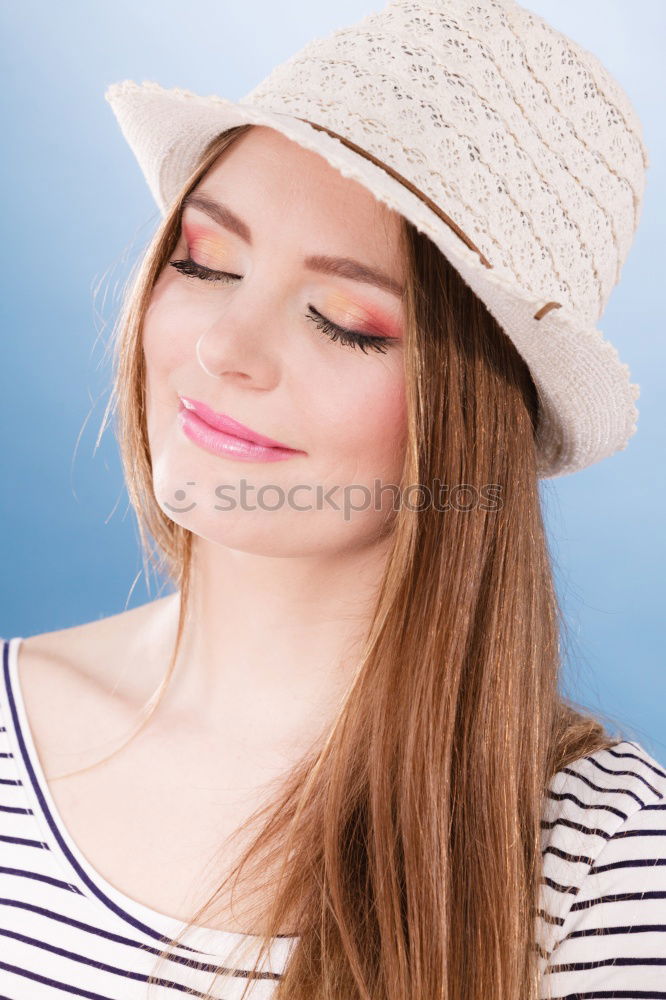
[241,0,648,326]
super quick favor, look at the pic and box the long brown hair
[91,124,622,999]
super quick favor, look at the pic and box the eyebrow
[182,193,405,297]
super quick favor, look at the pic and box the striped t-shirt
[1,634,665,998]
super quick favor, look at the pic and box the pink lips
[178,395,303,463]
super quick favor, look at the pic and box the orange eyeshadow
[182,222,232,264]
[322,290,401,338]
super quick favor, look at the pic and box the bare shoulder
[18,594,177,687]
[16,594,179,768]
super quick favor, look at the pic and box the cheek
[315,361,407,482]
[142,280,203,450]
[143,280,196,377]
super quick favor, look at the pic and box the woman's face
[143,125,408,557]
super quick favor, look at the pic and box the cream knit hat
[105,0,648,479]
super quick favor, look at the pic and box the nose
[195,297,280,386]
[196,332,227,379]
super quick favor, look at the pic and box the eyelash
[168,257,392,356]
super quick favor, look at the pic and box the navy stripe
[565,922,666,940]
[543,845,595,866]
[0,959,119,1000]
[549,956,666,972]
[607,747,666,780]
[0,833,49,848]
[570,889,666,911]
[583,757,664,799]
[547,788,628,819]
[0,897,278,978]
[0,927,280,984]
[0,864,85,894]
[541,816,614,839]
[546,991,666,998]
[559,766,647,807]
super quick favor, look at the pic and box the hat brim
[105,79,639,480]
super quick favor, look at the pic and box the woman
[1,0,664,998]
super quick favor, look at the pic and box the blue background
[1,2,664,759]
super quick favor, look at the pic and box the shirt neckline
[3,635,298,972]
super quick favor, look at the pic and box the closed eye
[168,256,394,355]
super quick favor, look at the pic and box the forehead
[194,125,405,254]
